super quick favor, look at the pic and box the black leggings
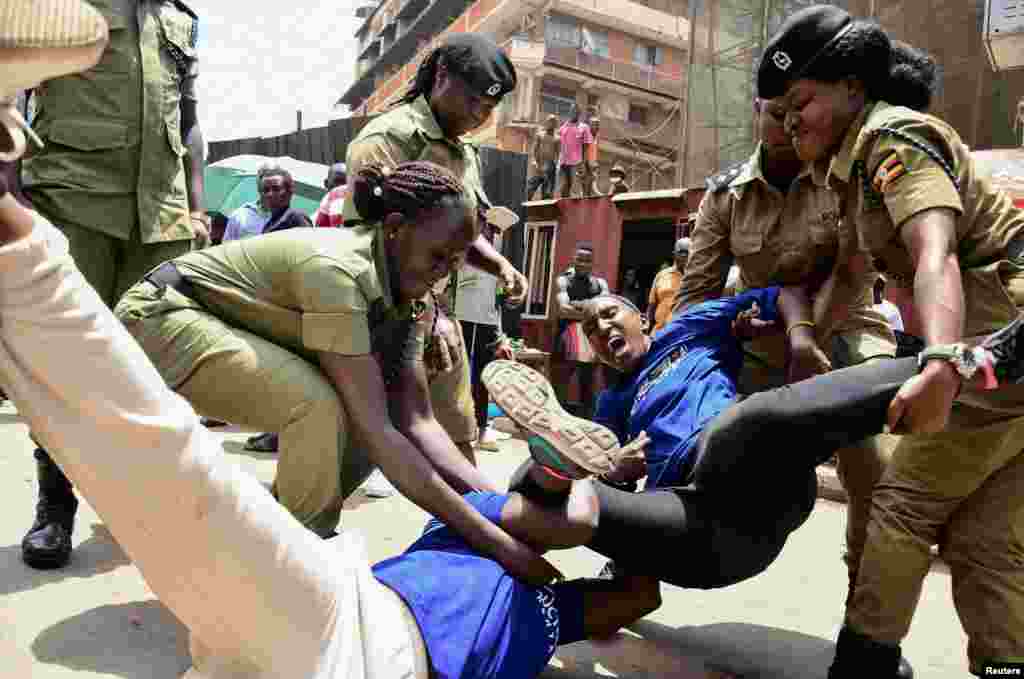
[515,356,918,589]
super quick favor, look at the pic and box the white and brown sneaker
[0,0,108,161]
[482,360,621,479]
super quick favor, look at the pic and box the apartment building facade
[341,0,694,192]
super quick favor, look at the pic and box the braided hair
[396,41,478,107]
[351,161,468,223]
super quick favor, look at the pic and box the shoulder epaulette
[705,160,746,193]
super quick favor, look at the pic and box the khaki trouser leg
[941,447,1024,672]
[739,325,899,597]
[118,284,353,538]
[847,415,1024,649]
[58,221,191,306]
[835,431,899,596]
[429,318,478,447]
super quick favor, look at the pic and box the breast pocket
[730,223,764,256]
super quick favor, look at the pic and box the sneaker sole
[481,360,619,478]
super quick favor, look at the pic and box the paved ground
[0,402,972,678]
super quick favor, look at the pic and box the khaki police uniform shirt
[825,101,1024,337]
[343,96,487,224]
[680,145,882,328]
[171,227,426,365]
[23,0,200,244]
[343,96,487,305]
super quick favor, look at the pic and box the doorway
[617,218,678,310]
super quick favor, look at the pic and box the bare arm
[555,275,583,320]
[885,207,964,433]
[180,97,208,245]
[318,348,559,584]
[901,207,963,346]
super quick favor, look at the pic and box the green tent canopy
[204,155,329,218]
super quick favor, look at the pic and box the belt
[143,261,196,300]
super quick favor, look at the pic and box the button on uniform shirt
[648,265,684,333]
[827,101,1024,339]
[22,0,201,244]
[313,185,348,227]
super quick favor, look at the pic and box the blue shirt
[372,492,585,679]
[594,287,780,489]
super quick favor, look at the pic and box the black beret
[441,33,517,99]
[757,5,853,99]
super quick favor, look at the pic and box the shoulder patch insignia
[872,150,907,194]
[706,161,745,193]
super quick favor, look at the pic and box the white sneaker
[360,469,395,498]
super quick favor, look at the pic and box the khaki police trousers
[57,221,192,306]
[847,263,1024,673]
[738,323,898,591]
[0,218,424,678]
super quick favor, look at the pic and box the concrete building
[339,0,694,193]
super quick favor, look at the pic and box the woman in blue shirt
[487,289,1020,605]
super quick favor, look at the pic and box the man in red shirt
[312,163,347,227]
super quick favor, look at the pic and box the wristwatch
[918,343,978,380]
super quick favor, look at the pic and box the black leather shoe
[829,625,913,679]
[22,449,78,569]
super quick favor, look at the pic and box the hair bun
[352,164,389,222]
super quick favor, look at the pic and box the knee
[564,481,600,544]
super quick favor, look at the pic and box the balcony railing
[524,39,684,98]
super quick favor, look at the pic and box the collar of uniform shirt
[827,100,880,184]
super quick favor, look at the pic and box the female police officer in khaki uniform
[677,93,896,620]
[343,34,529,464]
[114,162,559,586]
[760,5,1024,676]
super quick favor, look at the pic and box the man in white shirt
[457,207,518,452]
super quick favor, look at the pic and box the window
[633,43,664,67]
[628,104,648,125]
[523,222,557,318]
[545,14,607,57]
[545,14,580,47]
[540,83,577,119]
[580,27,609,57]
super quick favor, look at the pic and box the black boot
[22,448,78,569]
[829,625,914,679]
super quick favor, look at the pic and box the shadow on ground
[0,523,131,597]
[32,599,191,677]
[544,620,835,679]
